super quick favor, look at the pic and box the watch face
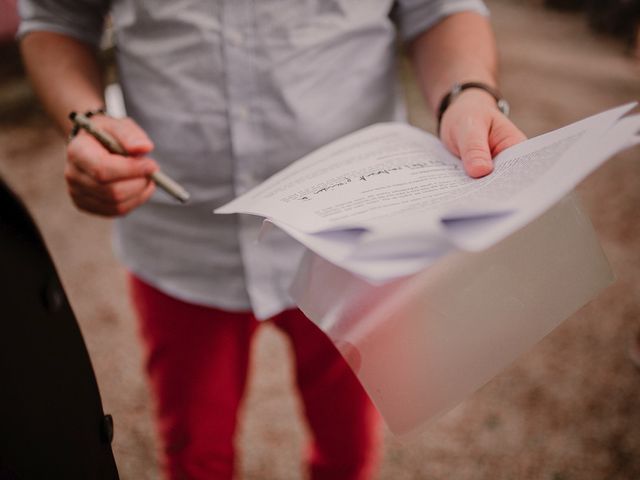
[497,98,511,117]
[451,83,463,97]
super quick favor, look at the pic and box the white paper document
[215,104,637,438]
[216,103,640,282]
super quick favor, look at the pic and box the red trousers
[128,275,380,480]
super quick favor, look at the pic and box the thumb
[489,115,528,157]
[458,122,493,178]
[97,116,155,155]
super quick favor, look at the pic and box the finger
[92,115,154,155]
[456,118,494,178]
[489,116,528,157]
[70,180,156,217]
[68,134,158,184]
[111,180,156,215]
[69,191,121,217]
[67,162,154,204]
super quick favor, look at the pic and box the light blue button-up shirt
[19,0,488,319]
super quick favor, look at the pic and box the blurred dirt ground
[1,1,639,479]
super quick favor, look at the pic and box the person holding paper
[18,1,526,478]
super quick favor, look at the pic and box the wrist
[436,81,510,136]
[67,107,107,141]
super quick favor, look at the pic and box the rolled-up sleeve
[394,0,490,43]
[17,0,110,47]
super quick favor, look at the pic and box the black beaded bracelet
[68,107,107,140]
[436,82,510,137]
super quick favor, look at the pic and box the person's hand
[65,116,159,216]
[439,89,527,178]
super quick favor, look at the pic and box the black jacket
[0,179,119,480]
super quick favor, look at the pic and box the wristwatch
[437,82,510,136]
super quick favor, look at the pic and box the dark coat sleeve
[0,178,119,480]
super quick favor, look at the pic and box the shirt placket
[222,0,286,318]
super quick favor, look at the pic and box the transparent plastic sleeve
[290,194,613,439]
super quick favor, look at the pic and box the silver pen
[69,112,190,204]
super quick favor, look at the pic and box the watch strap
[437,82,510,136]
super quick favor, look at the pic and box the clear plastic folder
[290,194,613,439]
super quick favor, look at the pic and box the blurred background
[1,0,639,478]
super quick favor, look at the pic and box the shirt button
[43,276,64,313]
[226,29,245,47]
[236,105,249,120]
[101,414,114,444]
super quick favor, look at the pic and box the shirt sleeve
[17,0,111,47]
[393,0,490,43]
